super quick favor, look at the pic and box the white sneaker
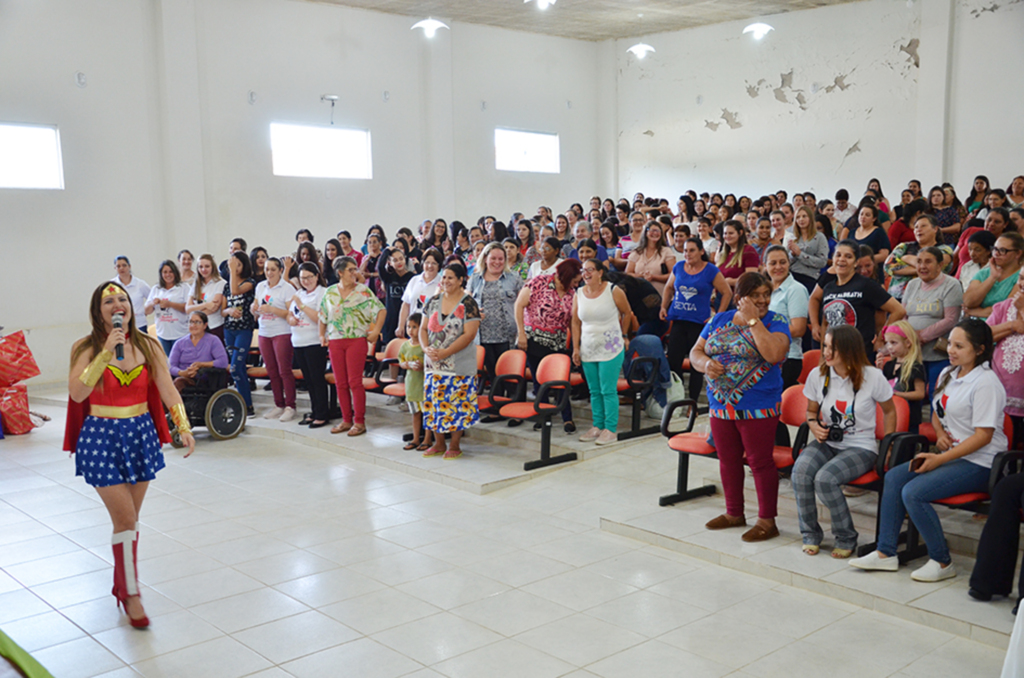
[263,407,284,420]
[595,430,618,445]
[279,407,296,422]
[849,550,899,572]
[579,427,601,442]
[386,396,403,406]
[911,559,957,582]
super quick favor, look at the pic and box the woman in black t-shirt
[378,246,416,344]
[809,240,905,356]
[840,204,890,283]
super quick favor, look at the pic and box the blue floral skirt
[423,374,479,432]
[75,413,165,487]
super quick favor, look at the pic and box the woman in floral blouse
[319,256,386,437]
[514,259,583,432]
[419,262,481,459]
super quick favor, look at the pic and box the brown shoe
[705,514,747,530]
[741,523,780,542]
[347,424,367,437]
[331,421,352,434]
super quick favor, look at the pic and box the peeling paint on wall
[968,0,1022,17]
[643,130,655,137]
[824,74,852,93]
[844,141,861,159]
[721,109,742,129]
[773,88,789,103]
[899,38,920,67]
[746,84,760,98]
[704,120,720,131]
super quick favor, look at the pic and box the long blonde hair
[884,320,923,386]
[192,253,221,302]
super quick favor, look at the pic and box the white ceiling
[303,0,859,41]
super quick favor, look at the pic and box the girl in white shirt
[186,254,227,343]
[852,318,1009,582]
[252,258,298,422]
[794,325,895,558]
[144,260,189,355]
[288,263,328,428]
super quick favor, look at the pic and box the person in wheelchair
[168,312,229,392]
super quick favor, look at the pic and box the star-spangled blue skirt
[75,413,165,487]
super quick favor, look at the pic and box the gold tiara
[101,284,122,299]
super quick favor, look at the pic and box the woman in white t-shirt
[144,260,189,355]
[397,247,442,338]
[794,325,895,558]
[186,254,227,344]
[288,262,328,428]
[852,318,1009,582]
[252,258,298,422]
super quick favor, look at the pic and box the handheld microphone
[113,312,125,361]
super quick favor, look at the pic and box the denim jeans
[223,327,253,408]
[158,337,175,356]
[877,458,990,564]
[622,334,671,407]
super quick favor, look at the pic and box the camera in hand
[826,425,844,443]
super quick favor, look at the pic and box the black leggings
[969,472,1024,598]
[480,342,509,389]
[781,358,802,391]
[667,320,704,401]
[294,344,329,421]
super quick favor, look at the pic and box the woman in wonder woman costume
[64,281,195,628]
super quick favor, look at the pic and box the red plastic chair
[499,353,575,471]
[798,350,821,385]
[478,349,528,416]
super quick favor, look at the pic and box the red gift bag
[0,385,33,435]
[0,332,41,387]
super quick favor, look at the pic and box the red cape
[63,378,172,452]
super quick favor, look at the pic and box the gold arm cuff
[170,403,192,436]
[90,403,149,419]
[79,350,114,387]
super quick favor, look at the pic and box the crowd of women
[86,174,1024,624]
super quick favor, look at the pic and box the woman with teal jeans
[572,259,632,446]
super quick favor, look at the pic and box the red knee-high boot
[112,529,148,628]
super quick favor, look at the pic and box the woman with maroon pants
[319,257,386,437]
[690,272,792,542]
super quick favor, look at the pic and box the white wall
[0,0,166,382]
[616,0,924,202]
[947,0,1024,192]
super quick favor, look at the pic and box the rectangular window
[494,128,560,174]
[0,123,64,189]
[270,122,372,179]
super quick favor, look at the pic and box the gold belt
[90,403,149,419]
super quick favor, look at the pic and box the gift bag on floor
[0,385,33,435]
[0,332,40,387]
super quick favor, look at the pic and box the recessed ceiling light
[411,18,449,38]
[743,23,774,39]
[525,0,557,9]
[626,43,656,59]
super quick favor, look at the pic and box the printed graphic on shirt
[823,298,856,329]
[674,285,699,311]
[826,399,856,434]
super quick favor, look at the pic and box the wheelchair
[166,368,247,447]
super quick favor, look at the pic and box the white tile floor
[0,399,1014,677]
